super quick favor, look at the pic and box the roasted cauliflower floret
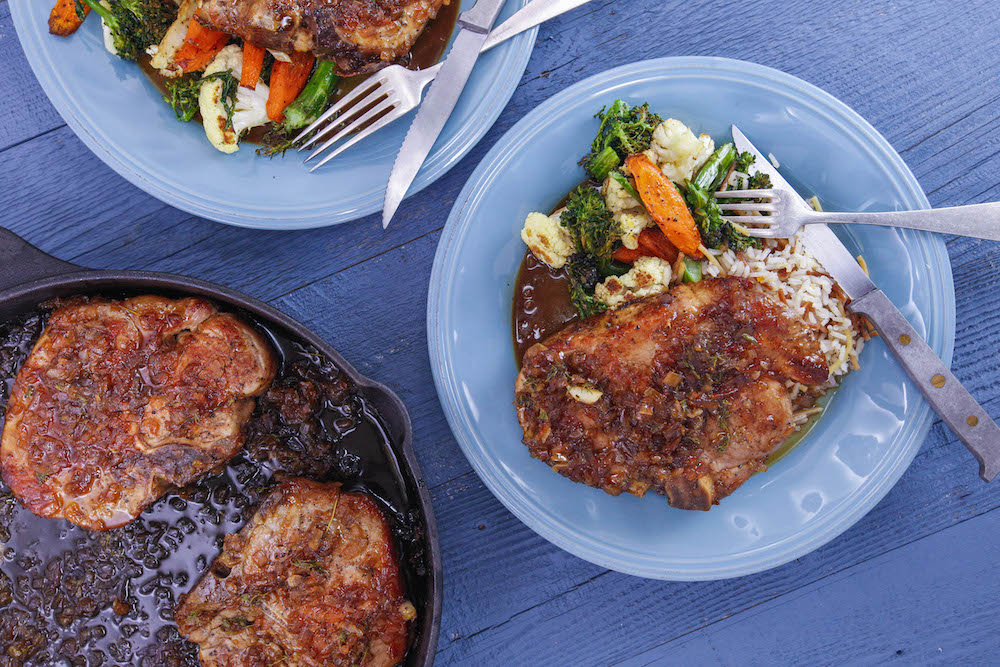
[231,83,271,136]
[603,174,642,213]
[603,175,652,249]
[521,212,575,269]
[615,211,653,250]
[200,45,243,154]
[595,256,673,308]
[645,119,715,183]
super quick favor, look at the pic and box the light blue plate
[427,57,956,580]
[10,0,534,229]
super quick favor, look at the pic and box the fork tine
[716,202,776,212]
[712,189,774,199]
[719,215,776,225]
[299,91,388,151]
[723,218,778,239]
[739,227,778,239]
[308,111,405,173]
[295,75,388,147]
[305,98,400,168]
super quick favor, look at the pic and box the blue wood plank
[619,508,1000,666]
[0,4,65,149]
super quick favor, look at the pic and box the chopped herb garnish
[293,560,328,576]
[221,616,254,632]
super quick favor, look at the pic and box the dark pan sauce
[0,299,428,665]
[512,251,577,366]
[139,2,460,146]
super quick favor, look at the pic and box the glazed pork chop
[0,296,275,531]
[198,0,451,75]
[515,277,830,510]
[176,477,414,667]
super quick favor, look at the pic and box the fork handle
[814,203,1000,241]
[849,289,1000,482]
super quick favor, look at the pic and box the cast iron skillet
[0,227,441,665]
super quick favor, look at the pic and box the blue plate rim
[9,0,536,229]
[426,56,956,580]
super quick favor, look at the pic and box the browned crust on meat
[198,0,450,75]
[176,478,412,667]
[0,296,276,531]
[514,277,830,510]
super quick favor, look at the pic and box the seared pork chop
[515,277,830,510]
[176,478,413,667]
[198,0,451,75]
[0,296,275,531]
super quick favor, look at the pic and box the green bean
[691,142,737,191]
[283,61,340,131]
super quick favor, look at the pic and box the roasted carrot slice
[626,154,703,258]
[637,228,679,262]
[49,0,90,37]
[241,43,267,89]
[266,52,316,122]
[612,246,643,263]
[174,20,230,74]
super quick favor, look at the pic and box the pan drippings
[0,306,426,666]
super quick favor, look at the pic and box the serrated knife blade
[731,125,1000,482]
[382,0,508,229]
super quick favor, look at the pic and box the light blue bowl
[428,57,955,580]
[9,0,534,229]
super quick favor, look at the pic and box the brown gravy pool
[140,1,460,144]
[512,251,577,365]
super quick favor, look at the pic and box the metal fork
[294,0,592,172]
[715,187,1000,241]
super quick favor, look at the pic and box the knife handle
[850,289,1000,482]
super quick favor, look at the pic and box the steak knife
[382,0,509,229]
[732,125,1000,482]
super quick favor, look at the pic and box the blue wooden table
[4,0,1000,663]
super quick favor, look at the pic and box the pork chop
[197,0,451,75]
[515,277,830,510]
[0,296,275,531]
[176,477,414,667]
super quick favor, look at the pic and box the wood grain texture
[0,4,64,149]
[4,0,1000,663]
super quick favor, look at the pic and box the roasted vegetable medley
[48,0,395,156]
[520,100,773,318]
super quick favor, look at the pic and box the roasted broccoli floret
[748,171,772,190]
[79,0,176,61]
[584,100,663,181]
[734,150,755,174]
[687,183,759,251]
[560,186,620,259]
[566,255,608,319]
[558,187,624,318]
